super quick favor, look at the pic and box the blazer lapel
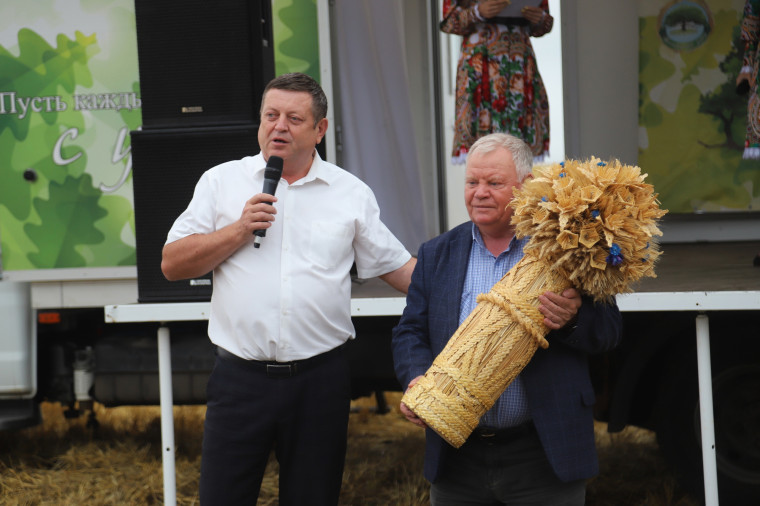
[444,224,472,337]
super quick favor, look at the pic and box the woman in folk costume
[442,0,553,164]
[738,0,760,159]
[731,1,760,266]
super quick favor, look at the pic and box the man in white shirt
[162,72,415,505]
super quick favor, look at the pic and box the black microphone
[253,155,283,248]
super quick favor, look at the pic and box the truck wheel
[655,353,760,505]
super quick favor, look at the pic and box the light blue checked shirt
[460,224,532,429]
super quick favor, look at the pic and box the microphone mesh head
[267,155,283,171]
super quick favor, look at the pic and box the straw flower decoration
[511,157,668,302]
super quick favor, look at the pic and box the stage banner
[0,0,142,271]
[272,0,321,81]
[639,0,760,213]
[0,0,318,273]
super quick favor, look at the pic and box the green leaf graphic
[0,28,97,139]
[86,193,136,267]
[25,173,107,268]
[1,19,139,270]
[273,0,319,79]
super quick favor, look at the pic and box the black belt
[468,422,536,445]
[486,16,529,27]
[215,344,344,378]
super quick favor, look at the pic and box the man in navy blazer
[392,133,622,505]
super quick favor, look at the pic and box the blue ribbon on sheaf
[597,161,607,167]
[606,243,623,266]
[641,243,651,262]
[560,161,565,167]
[541,196,548,202]
[559,172,566,178]
[591,209,600,219]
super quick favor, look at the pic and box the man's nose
[274,115,288,131]
[473,184,490,198]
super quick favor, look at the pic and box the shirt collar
[256,150,335,186]
[470,222,526,257]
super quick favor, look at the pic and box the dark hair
[260,72,328,126]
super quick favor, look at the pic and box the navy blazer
[391,222,623,483]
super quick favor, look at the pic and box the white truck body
[1,1,758,502]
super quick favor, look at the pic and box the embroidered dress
[741,0,760,159]
[442,0,552,164]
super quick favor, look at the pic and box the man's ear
[316,117,328,144]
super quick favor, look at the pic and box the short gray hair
[468,133,533,180]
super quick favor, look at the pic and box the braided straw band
[401,255,569,448]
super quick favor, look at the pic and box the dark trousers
[431,424,587,506]
[199,346,351,506]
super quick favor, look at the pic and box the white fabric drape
[333,0,435,255]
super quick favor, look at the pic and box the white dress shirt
[166,152,411,361]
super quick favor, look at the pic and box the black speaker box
[131,125,259,302]
[133,0,274,129]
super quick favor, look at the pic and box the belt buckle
[266,363,294,377]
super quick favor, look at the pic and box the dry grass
[589,421,698,506]
[0,393,697,505]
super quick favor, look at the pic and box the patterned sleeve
[529,0,554,37]
[440,0,480,36]
[741,0,760,74]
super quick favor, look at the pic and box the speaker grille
[131,126,259,302]
[134,0,274,129]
